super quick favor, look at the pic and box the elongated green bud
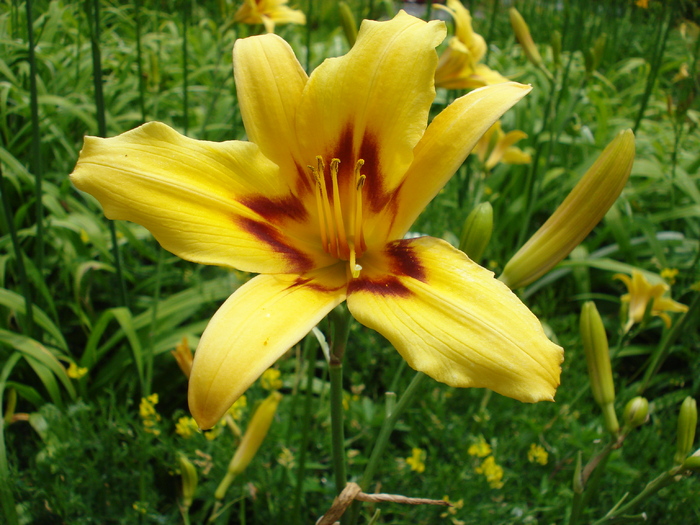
[178,454,198,509]
[573,451,584,494]
[339,2,358,47]
[623,396,649,429]
[593,33,607,70]
[459,202,493,262]
[509,8,543,68]
[682,449,700,471]
[500,130,634,289]
[580,301,619,435]
[215,392,282,500]
[675,397,697,465]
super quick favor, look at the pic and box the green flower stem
[328,306,352,525]
[134,0,146,123]
[329,362,347,497]
[85,0,129,309]
[633,4,673,133]
[349,371,426,525]
[639,293,700,394]
[144,247,164,396]
[182,0,190,135]
[26,0,44,276]
[292,337,318,524]
[591,467,683,525]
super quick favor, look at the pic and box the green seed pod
[675,397,697,465]
[459,202,493,263]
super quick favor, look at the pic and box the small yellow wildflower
[204,419,227,441]
[278,446,295,468]
[227,395,248,421]
[636,0,649,8]
[440,496,464,518]
[467,437,491,458]
[67,362,88,379]
[406,447,426,473]
[139,394,161,436]
[475,455,504,488]
[175,416,200,439]
[527,443,548,465]
[691,281,700,292]
[660,268,679,285]
[261,368,283,391]
[79,229,90,244]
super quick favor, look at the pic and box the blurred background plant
[0,0,698,523]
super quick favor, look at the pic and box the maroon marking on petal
[347,276,412,297]
[295,162,314,197]
[238,217,314,273]
[287,275,347,294]
[241,194,308,224]
[359,132,394,213]
[385,240,427,282]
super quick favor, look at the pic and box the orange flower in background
[234,0,305,34]
[435,0,509,89]
[71,12,563,430]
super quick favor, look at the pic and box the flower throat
[307,156,366,278]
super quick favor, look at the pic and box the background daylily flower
[472,120,531,170]
[614,270,688,332]
[70,11,563,429]
[434,0,509,89]
[234,0,305,34]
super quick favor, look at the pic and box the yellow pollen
[308,156,367,276]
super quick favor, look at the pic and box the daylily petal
[71,122,332,274]
[234,34,308,185]
[471,63,510,87]
[347,237,563,403]
[189,265,348,428]
[295,10,446,214]
[485,129,528,169]
[378,82,531,242]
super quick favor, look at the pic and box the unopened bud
[4,388,16,425]
[171,337,193,378]
[580,301,619,435]
[682,449,700,471]
[675,397,697,465]
[500,130,634,289]
[509,8,543,68]
[178,454,198,509]
[459,202,493,262]
[623,397,649,429]
[339,2,358,47]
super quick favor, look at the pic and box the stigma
[308,157,367,278]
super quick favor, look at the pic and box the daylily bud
[171,336,193,378]
[339,2,358,47]
[573,451,584,494]
[551,30,561,67]
[459,202,493,262]
[4,388,16,425]
[509,8,543,68]
[215,392,283,500]
[500,130,634,289]
[177,454,198,509]
[675,397,697,465]
[623,397,649,429]
[580,301,619,435]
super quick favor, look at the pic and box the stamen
[354,160,366,257]
[315,156,338,257]
[309,166,328,252]
[329,159,349,259]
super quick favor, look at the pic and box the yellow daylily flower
[234,0,305,34]
[472,120,531,170]
[434,0,509,89]
[70,11,563,429]
[614,270,688,332]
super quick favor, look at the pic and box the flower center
[308,156,367,278]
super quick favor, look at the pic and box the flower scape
[70,11,564,429]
